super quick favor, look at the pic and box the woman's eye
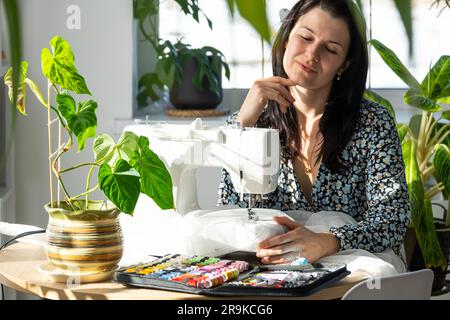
[326,48,336,54]
[301,36,312,41]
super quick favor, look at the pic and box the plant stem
[425,117,439,148]
[85,165,96,209]
[421,129,450,172]
[47,80,54,207]
[417,111,428,167]
[422,165,435,180]
[70,184,99,202]
[424,112,434,140]
[422,112,435,163]
[58,118,62,203]
[425,182,444,200]
[60,162,99,173]
[429,123,450,147]
[52,148,75,210]
[139,22,158,52]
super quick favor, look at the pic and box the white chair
[342,269,434,300]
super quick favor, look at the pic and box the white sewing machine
[121,118,290,257]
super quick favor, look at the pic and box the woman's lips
[297,61,316,73]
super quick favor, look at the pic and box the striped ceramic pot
[45,200,123,273]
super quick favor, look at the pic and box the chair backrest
[342,269,434,300]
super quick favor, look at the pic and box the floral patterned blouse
[217,100,411,257]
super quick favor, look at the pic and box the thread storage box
[114,254,350,297]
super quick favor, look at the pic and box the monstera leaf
[56,93,97,151]
[41,36,91,94]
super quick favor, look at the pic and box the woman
[218,0,410,266]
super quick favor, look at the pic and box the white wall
[14,0,133,229]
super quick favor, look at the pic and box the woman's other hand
[237,76,296,127]
[256,216,341,264]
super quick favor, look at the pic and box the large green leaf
[393,0,413,58]
[129,136,174,210]
[421,56,450,99]
[402,139,447,270]
[93,131,139,166]
[41,36,91,94]
[418,199,447,270]
[403,88,442,112]
[56,93,97,151]
[363,89,395,118]
[98,160,141,215]
[433,144,450,197]
[369,39,421,90]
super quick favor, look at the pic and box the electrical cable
[0,229,45,300]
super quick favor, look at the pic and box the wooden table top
[0,242,367,300]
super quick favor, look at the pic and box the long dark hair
[256,0,368,173]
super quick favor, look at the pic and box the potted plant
[156,40,230,109]
[134,0,230,110]
[367,39,450,292]
[3,35,174,282]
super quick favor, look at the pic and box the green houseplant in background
[134,0,231,109]
[138,38,230,109]
[3,35,174,281]
[368,39,450,291]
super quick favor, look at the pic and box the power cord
[0,229,46,300]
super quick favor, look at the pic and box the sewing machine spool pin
[247,194,258,222]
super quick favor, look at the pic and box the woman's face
[282,6,351,91]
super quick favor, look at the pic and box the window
[366,0,450,88]
[159,0,450,89]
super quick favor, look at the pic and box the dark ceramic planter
[169,57,222,110]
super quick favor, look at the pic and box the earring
[337,73,341,81]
